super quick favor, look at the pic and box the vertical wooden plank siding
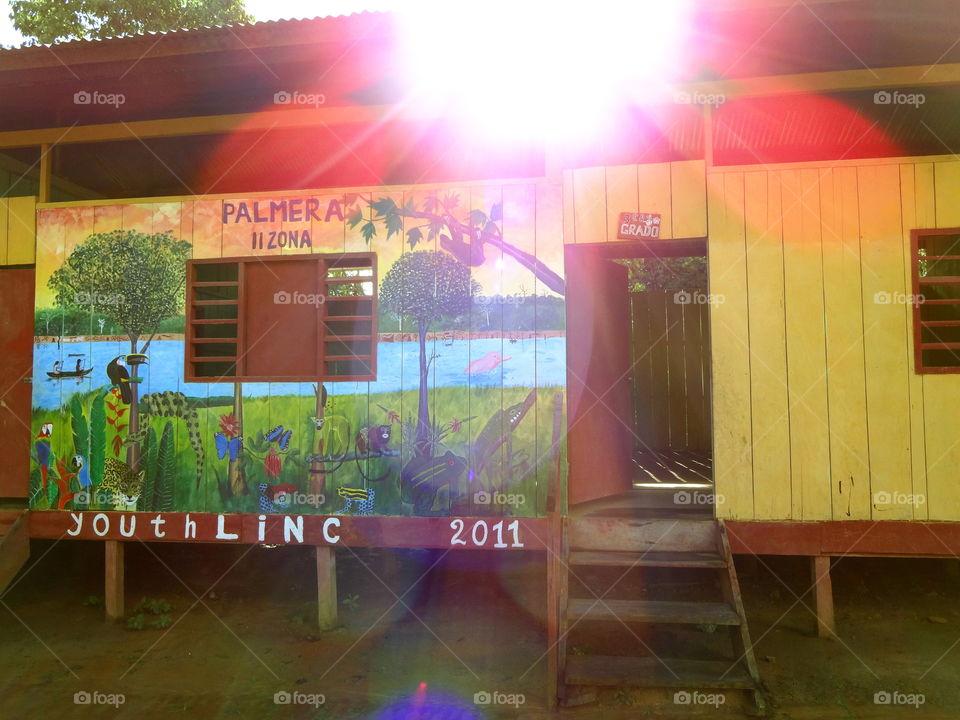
[743,171,792,519]
[912,164,936,517]
[708,172,754,518]
[562,170,576,243]
[6,196,36,264]
[672,160,708,238]
[567,161,707,244]
[665,297,688,445]
[647,292,671,449]
[858,164,914,521]
[605,165,638,244]
[636,163,673,239]
[780,169,831,520]
[924,161,960,520]
[0,199,8,265]
[899,165,929,521]
[682,299,709,451]
[572,167,606,243]
[821,167,871,521]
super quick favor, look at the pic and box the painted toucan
[35,422,53,490]
[106,356,131,404]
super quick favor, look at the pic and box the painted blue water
[32,336,567,409]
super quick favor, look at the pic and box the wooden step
[567,598,741,626]
[0,511,29,596]
[564,655,755,689]
[568,550,726,568]
[0,509,24,536]
[568,517,718,553]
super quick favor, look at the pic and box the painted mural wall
[29,182,566,519]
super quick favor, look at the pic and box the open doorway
[565,239,713,512]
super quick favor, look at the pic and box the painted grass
[31,385,566,518]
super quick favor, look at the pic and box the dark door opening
[565,240,713,511]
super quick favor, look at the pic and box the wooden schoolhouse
[1,3,960,710]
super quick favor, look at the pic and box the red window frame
[184,252,377,383]
[911,227,960,374]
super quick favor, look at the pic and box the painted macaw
[34,422,53,490]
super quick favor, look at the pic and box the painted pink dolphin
[464,351,511,374]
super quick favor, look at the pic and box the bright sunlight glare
[397,2,691,143]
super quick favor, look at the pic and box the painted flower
[448,417,462,433]
[219,412,240,438]
[264,447,282,480]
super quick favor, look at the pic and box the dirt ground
[1,541,959,719]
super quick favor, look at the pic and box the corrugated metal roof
[0,12,390,59]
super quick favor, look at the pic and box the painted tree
[349,192,565,295]
[48,229,191,471]
[11,0,250,44]
[380,250,477,457]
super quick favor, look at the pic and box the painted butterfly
[264,425,292,451]
[214,432,243,461]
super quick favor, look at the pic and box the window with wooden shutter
[185,253,377,382]
[912,228,960,373]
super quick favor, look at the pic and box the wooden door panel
[566,248,634,505]
[0,268,34,497]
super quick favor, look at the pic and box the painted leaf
[141,425,158,512]
[442,192,460,211]
[156,421,176,512]
[361,221,377,243]
[406,227,423,249]
[346,207,363,228]
[469,209,487,227]
[70,394,89,464]
[90,388,107,488]
[385,213,403,239]
[422,195,439,214]
[490,202,503,222]
[371,197,398,218]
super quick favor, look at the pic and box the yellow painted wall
[0,196,36,265]
[568,155,960,522]
[562,160,707,243]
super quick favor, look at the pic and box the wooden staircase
[0,509,29,596]
[557,516,766,714]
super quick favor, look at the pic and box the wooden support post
[316,546,338,631]
[812,555,835,639]
[104,541,124,621]
[38,143,52,203]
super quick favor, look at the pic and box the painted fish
[464,351,511,374]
